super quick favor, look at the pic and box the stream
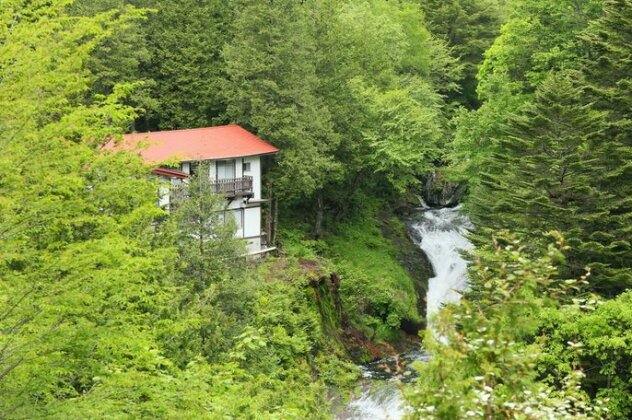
[339,204,473,419]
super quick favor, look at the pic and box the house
[103,125,279,255]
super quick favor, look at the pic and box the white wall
[158,180,170,208]
[244,206,261,239]
[230,208,244,238]
[235,158,243,179]
[242,156,261,199]
[181,161,216,179]
[177,156,265,253]
[209,160,216,181]
[158,176,186,209]
[245,237,261,254]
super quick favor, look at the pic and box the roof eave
[178,150,279,163]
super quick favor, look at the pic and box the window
[216,160,235,180]
[219,209,243,231]
[189,162,199,176]
[243,162,251,173]
[232,209,243,230]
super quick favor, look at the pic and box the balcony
[169,176,254,208]
[212,176,254,197]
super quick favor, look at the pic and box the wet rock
[423,171,466,208]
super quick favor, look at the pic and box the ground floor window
[218,209,244,232]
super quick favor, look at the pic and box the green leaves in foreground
[407,233,610,419]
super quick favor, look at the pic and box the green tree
[538,291,632,418]
[441,2,632,416]
[170,163,245,294]
[467,73,630,294]
[477,0,603,101]
[0,1,180,415]
[137,0,234,130]
[349,78,444,194]
[461,0,632,295]
[449,0,603,185]
[69,0,156,122]
[307,0,455,222]
[419,0,503,108]
[222,0,342,237]
[577,0,632,295]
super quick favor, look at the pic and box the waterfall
[340,352,429,419]
[339,204,472,419]
[409,204,473,321]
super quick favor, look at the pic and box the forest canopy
[1,0,630,418]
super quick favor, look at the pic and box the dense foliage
[72,0,462,230]
[414,0,631,418]
[459,0,631,296]
[1,0,631,417]
[449,0,632,292]
[0,2,355,417]
[419,0,504,108]
[409,233,609,418]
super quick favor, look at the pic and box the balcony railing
[169,176,254,208]
[212,176,253,196]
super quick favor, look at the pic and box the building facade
[103,125,278,254]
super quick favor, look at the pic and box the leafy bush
[406,233,609,419]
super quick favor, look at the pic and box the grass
[326,216,416,299]
[277,210,421,342]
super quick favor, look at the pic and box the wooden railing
[212,176,253,196]
[169,176,254,208]
[169,184,188,206]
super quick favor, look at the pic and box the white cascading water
[341,352,430,419]
[344,375,411,419]
[340,203,472,419]
[410,204,473,321]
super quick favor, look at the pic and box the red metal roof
[103,125,279,163]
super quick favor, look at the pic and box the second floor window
[216,159,235,180]
[188,162,199,176]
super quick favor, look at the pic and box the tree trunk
[314,191,324,240]
[271,196,278,246]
